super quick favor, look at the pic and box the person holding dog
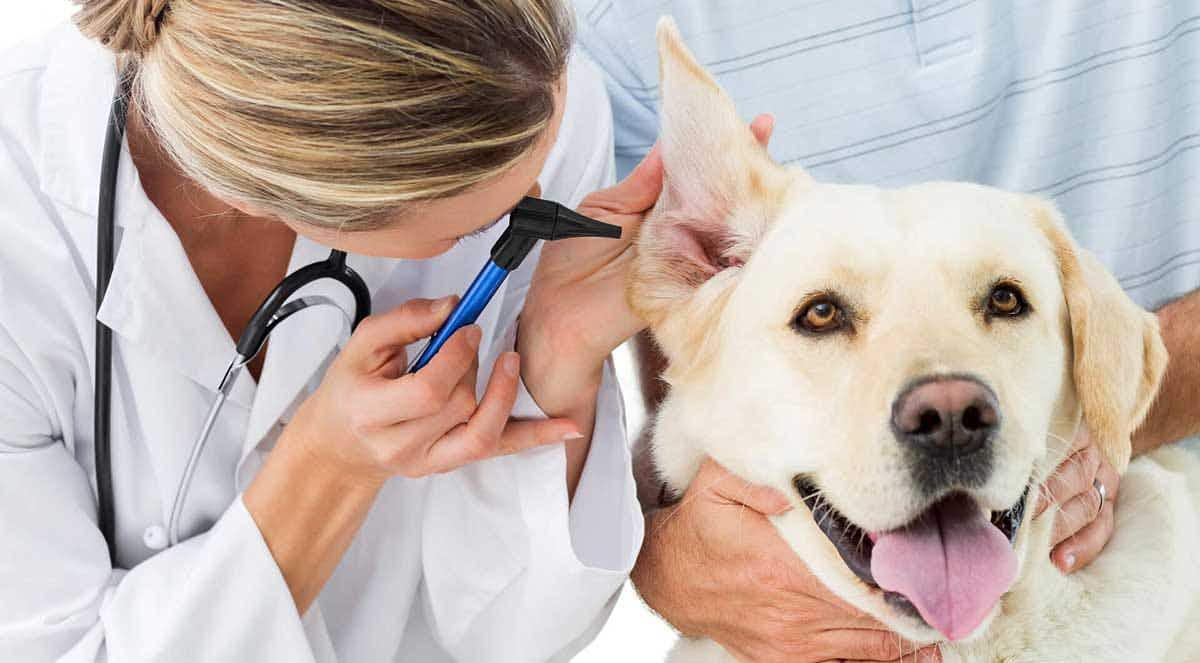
[577,3,1200,662]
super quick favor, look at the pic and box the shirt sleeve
[0,318,317,662]
[418,48,644,663]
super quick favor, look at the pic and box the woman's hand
[1034,425,1118,573]
[517,115,777,408]
[247,297,581,612]
[633,458,941,663]
[280,296,581,484]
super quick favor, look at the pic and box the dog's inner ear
[656,211,750,287]
[638,18,798,297]
[629,18,803,369]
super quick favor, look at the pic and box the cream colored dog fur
[630,19,1200,662]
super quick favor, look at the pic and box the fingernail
[503,353,520,377]
[1062,552,1076,571]
[562,432,585,441]
[431,296,455,313]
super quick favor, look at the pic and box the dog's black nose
[891,375,999,457]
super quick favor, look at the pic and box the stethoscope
[94,75,371,560]
[92,76,621,562]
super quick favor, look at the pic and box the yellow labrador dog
[631,19,1200,662]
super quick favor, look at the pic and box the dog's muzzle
[891,374,999,494]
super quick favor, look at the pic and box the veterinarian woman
[0,1,663,660]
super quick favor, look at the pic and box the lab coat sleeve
[0,320,316,661]
[419,49,644,662]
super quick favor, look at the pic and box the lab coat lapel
[92,153,256,408]
[238,238,400,462]
[38,25,259,408]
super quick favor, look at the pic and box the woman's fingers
[380,381,480,474]
[611,142,665,211]
[342,296,457,373]
[1052,460,1119,573]
[357,325,482,425]
[422,353,579,473]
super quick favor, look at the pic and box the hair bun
[74,0,170,57]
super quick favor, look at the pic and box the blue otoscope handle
[408,261,511,373]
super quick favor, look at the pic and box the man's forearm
[1134,289,1200,455]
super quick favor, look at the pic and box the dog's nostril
[915,409,942,435]
[961,401,997,431]
[962,405,983,431]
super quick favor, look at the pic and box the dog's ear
[629,18,796,362]
[1031,199,1168,473]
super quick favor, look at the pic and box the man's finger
[750,113,775,147]
[1095,458,1120,503]
[1053,500,1115,573]
[1050,477,1105,546]
[698,457,793,515]
[1052,460,1118,572]
[812,628,925,661]
[834,645,941,663]
[1035,443,1100,517]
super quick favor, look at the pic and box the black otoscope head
[490,197,623,270]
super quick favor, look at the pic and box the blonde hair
[74,0,572,229]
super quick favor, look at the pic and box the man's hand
[632,458,940,663]
[1034,426,1118,573]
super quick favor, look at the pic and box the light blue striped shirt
[576,0,1200,312]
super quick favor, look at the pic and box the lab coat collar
[38,25,122,221]
[55,52,263,411]
[92,172,257,407]
[34,28,238,396]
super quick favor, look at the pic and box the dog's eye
[794,298,845,333]
[987,284,1027,317]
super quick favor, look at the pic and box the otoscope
[406,197,622,373]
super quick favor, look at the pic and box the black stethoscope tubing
[94,73,130,562]
[93,74,370,561]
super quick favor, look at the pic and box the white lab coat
[0,25,643,663]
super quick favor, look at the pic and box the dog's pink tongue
[869,495,1016,641]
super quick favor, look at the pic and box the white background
[0,4,675,661]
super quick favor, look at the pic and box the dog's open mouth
[794,478,1029,641]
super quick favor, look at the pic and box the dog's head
[631,18,1168,643]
